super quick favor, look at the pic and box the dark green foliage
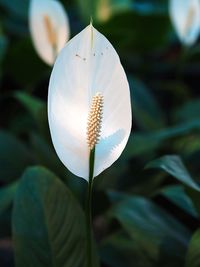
[102,195,191,267]
[185,229,200,267]
[0,131,33,183]
[12,166,99,267]
[0,0,200,266]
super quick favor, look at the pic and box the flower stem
[86,147,95,267]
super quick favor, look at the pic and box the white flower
[169,0,200,46]
[29,0,70,65]
[48,25,132,181]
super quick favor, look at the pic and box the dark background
[0,0,200,266]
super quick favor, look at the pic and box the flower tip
[90,16,93,26]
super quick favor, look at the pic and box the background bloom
[29,0,70,65]
[169,0,200,46]
[48,25,132,180]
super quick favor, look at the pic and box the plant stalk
[85,147,95,267]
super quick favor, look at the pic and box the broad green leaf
[0,131,33,183]
[146,155,200,191]
[109,196,191,267]
[13,166,99,267]
[185,229,200,267]
[160,185,198,218]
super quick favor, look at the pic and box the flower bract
[169,0,200,46]
[29,0,70,65]
[48,24,132,181]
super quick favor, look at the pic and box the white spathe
[29,0,70,65]
[169,0,200,46]
[48,25,132,181]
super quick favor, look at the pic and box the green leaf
[130,77,165,130]
[123,120,200,159]
[12,166,99,267]
[175,99,200,123]
[0,131,33,183]
[146,155,200,191]
[160,185,198,218]
[30,133,68,179]
[185,229,200,267]
[30,134,87,204]
[186,188,200,218]
[109,196,191,267]
[122,133,161,158]
[14,91,48,136]
[15,91,44,122]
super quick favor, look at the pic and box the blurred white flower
[48,24,132,181]
[169,0,200,46]
[29,0,70,65]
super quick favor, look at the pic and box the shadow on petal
[96,129,125,158]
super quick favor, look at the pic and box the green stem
[85,147,95,267]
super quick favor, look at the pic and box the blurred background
[1,0,200,266]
